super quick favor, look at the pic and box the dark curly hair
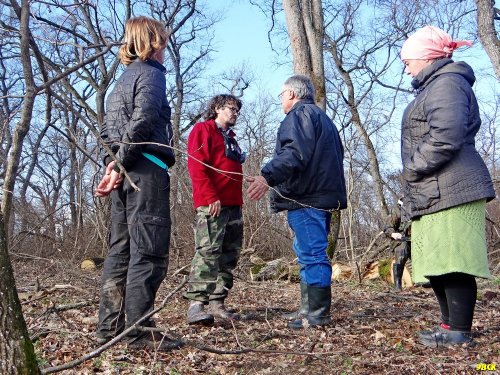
[204,94,242,120]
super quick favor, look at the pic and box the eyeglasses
[278,89,292,99]
[223,106,240,115]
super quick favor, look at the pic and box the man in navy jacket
[247,74,346,329]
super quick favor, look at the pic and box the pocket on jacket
[409,177,440,211]
[135,213,171,258]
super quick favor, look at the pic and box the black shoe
[419,330,473,347]
[418,323,450,341]
[127,331,184,352]
[187,301,215,325]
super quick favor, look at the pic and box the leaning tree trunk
[0,213,41,374]
[326,39,390,222]
[283,0,341,255]
[476,0,500,79]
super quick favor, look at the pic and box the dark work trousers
[97,157,171,339]
[428,272,477,331]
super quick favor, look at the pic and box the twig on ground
[40,277,188,374]
[172,264,190,276]
[231,320,244,349]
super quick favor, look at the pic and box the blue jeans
[287,208,332,287]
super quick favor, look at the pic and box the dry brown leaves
[12,260,500,375]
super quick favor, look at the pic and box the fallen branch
[172,264,190,276]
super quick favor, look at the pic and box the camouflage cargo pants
[185,205,243,302]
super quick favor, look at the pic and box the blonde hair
[119,16,169,65]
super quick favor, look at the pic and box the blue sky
[206,1,498,101]
[207,1,292,99]
[204,1,498,172]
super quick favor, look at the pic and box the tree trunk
[283,0,326,110]
[1,0,37,229]
[476,0,500,79]
[0,213,41,374]
[282,0,341,253]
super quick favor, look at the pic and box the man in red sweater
[185,94,245,325]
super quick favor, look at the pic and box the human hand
[94,161,123,197]
[208,200,221,217]
[391,232,403,241]
[246,175,269,200]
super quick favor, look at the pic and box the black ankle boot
[288,285,332,329]
[419,330,473,347]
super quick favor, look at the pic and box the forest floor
[12,258,500,375]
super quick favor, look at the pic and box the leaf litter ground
[13,260,500,374]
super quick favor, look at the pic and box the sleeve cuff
[103,155,113,167]
[261,171,274,187]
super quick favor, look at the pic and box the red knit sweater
[187,120,243,208]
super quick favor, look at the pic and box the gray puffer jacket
[100,59,175,170]
[401,58,495,220]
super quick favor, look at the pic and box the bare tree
[476,0,500,79]
[0,212,40,374]
[1,0,115,230]
[283,0,326,109]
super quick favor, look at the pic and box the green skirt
[411,199,491,284]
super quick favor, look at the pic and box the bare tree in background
[476,0,500,79]
[0,0,116,231]
[283,0,326,109]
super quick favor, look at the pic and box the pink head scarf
[400,25,472,60]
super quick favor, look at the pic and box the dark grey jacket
[262,99,347,213]
[100,59,175,170]
[401,58,495,220]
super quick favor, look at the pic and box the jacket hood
[411,58,476,91]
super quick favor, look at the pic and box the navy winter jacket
[262,99,347,212]
[100,59,175,169]
[401,58,495,220]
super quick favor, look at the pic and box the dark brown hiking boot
[208,300,240,320]
[187,301,214,325]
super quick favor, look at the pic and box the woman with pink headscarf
[399,26,495,347]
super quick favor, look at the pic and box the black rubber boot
[282,283,308,321]
[419,330,473,347]
[187,301,214,325]
[288,285,332,329]
[208,300,240,320]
